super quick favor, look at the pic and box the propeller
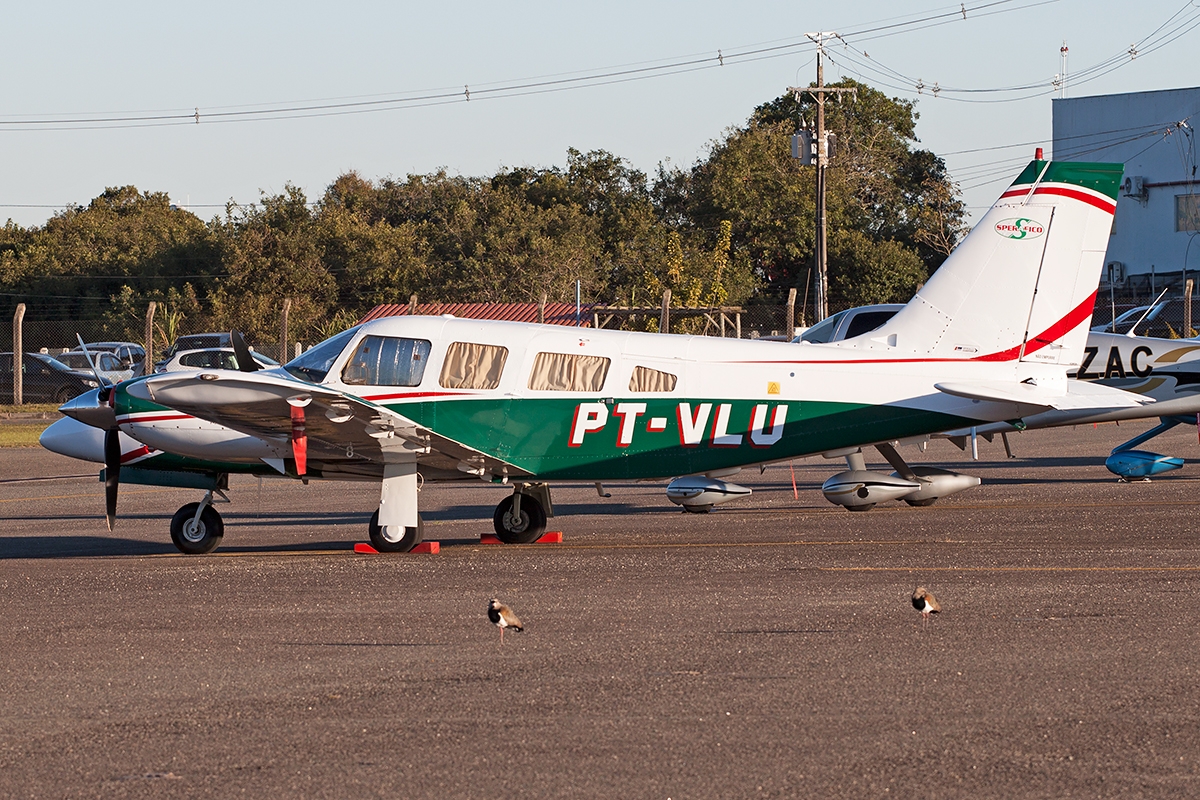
[75,336,121,530]
[104,426,121,531]
[229,330,264,373]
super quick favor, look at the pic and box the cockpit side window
[341,335,432,386]
[284,326,361,383]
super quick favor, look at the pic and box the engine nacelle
[822,470,920,511]
[1105,449,1184,480]
[666,476,752,513]
[891,466,981,506]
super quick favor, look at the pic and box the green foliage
[0,80,965,329]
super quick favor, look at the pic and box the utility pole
[790,33,855,322]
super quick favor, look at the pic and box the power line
[0,0,1053,132]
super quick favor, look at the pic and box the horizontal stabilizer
[934,379,1152,411]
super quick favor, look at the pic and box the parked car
[155,333,232,371]
[1,352,100,404]
[1091,299,1195,338]
[83,341,147,374]
[154,347,279,373]
[794,304,905,343]
[52,350,135,383]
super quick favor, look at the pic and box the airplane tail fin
[863,160,1122,367]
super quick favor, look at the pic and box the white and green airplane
[43,159,1139,554]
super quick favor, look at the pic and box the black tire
[904,497,938,507]
[368,510,424,553]
[54,386,74,404]
[170,502,224,554]
[492,494,547,544]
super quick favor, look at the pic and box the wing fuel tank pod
[666,475,752,513]
[1105,449,1184,481]
[821,470,920,511]
[889,466,982,507]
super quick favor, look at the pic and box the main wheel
[493,494,547,544]
[170,503,224,554]
[368,510,424,553]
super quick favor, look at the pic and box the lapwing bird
[488,599,524,644]
[912,587,941,631]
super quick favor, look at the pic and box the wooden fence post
[785,288,797,340]
[13,304,25,405]
[659,289,671,334]
[144,302,156,375]
[280,298,291,364]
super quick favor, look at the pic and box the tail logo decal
[994,218,1045,240]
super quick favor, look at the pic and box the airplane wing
[934,379,1153,411]
[125,369,528,480]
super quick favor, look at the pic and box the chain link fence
[7,284,1195,404]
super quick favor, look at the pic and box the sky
[2,0,1197,228]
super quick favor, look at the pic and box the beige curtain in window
[439,342,508,389]
[527,352,611,392]
[628,365,678,393]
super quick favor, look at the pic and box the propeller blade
[229,330,264,372]
[104,429,121,531]
[76,334,111,388]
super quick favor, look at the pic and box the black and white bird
[912,586,941,630]
[488,599,524,643]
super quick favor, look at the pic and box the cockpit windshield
[284,326,361,383]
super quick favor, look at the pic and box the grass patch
[0,423,52,447]
[0,404,61,415]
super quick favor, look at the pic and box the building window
[341,335,431,386]
[1176,194,1200,233]
[439,342,508,390]
[528,352,611,392]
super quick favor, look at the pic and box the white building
[1052,86,1200,299]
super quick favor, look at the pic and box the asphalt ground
[2,422,1200,799]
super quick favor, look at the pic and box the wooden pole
[13,304,25,405]
[539,292,546,325]
[659,289,671,334]
[785,288,797,340]
[408,293,418,315]
[280,298,291,364]
[144,301,156,376]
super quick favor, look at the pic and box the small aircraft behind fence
[42,159,1139,553]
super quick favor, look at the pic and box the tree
[682,79,965,309]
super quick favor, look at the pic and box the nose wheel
[368,510,424,552]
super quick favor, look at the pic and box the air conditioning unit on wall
[1122,176,1147,200]
[1106,261,1126,285]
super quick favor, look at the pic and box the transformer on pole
[790,33,854,323]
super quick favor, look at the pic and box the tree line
[0,79,965,345]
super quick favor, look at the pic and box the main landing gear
[170,489,230,554]
[492,482,553,544]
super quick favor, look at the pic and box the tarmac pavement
[2,421,1199,798]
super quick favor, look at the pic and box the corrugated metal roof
[360,302,594,327]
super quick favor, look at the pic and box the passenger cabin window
[439,342,508,390]
[341,335,431,386]
[528,352,610,392]
[629,365,677,393]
